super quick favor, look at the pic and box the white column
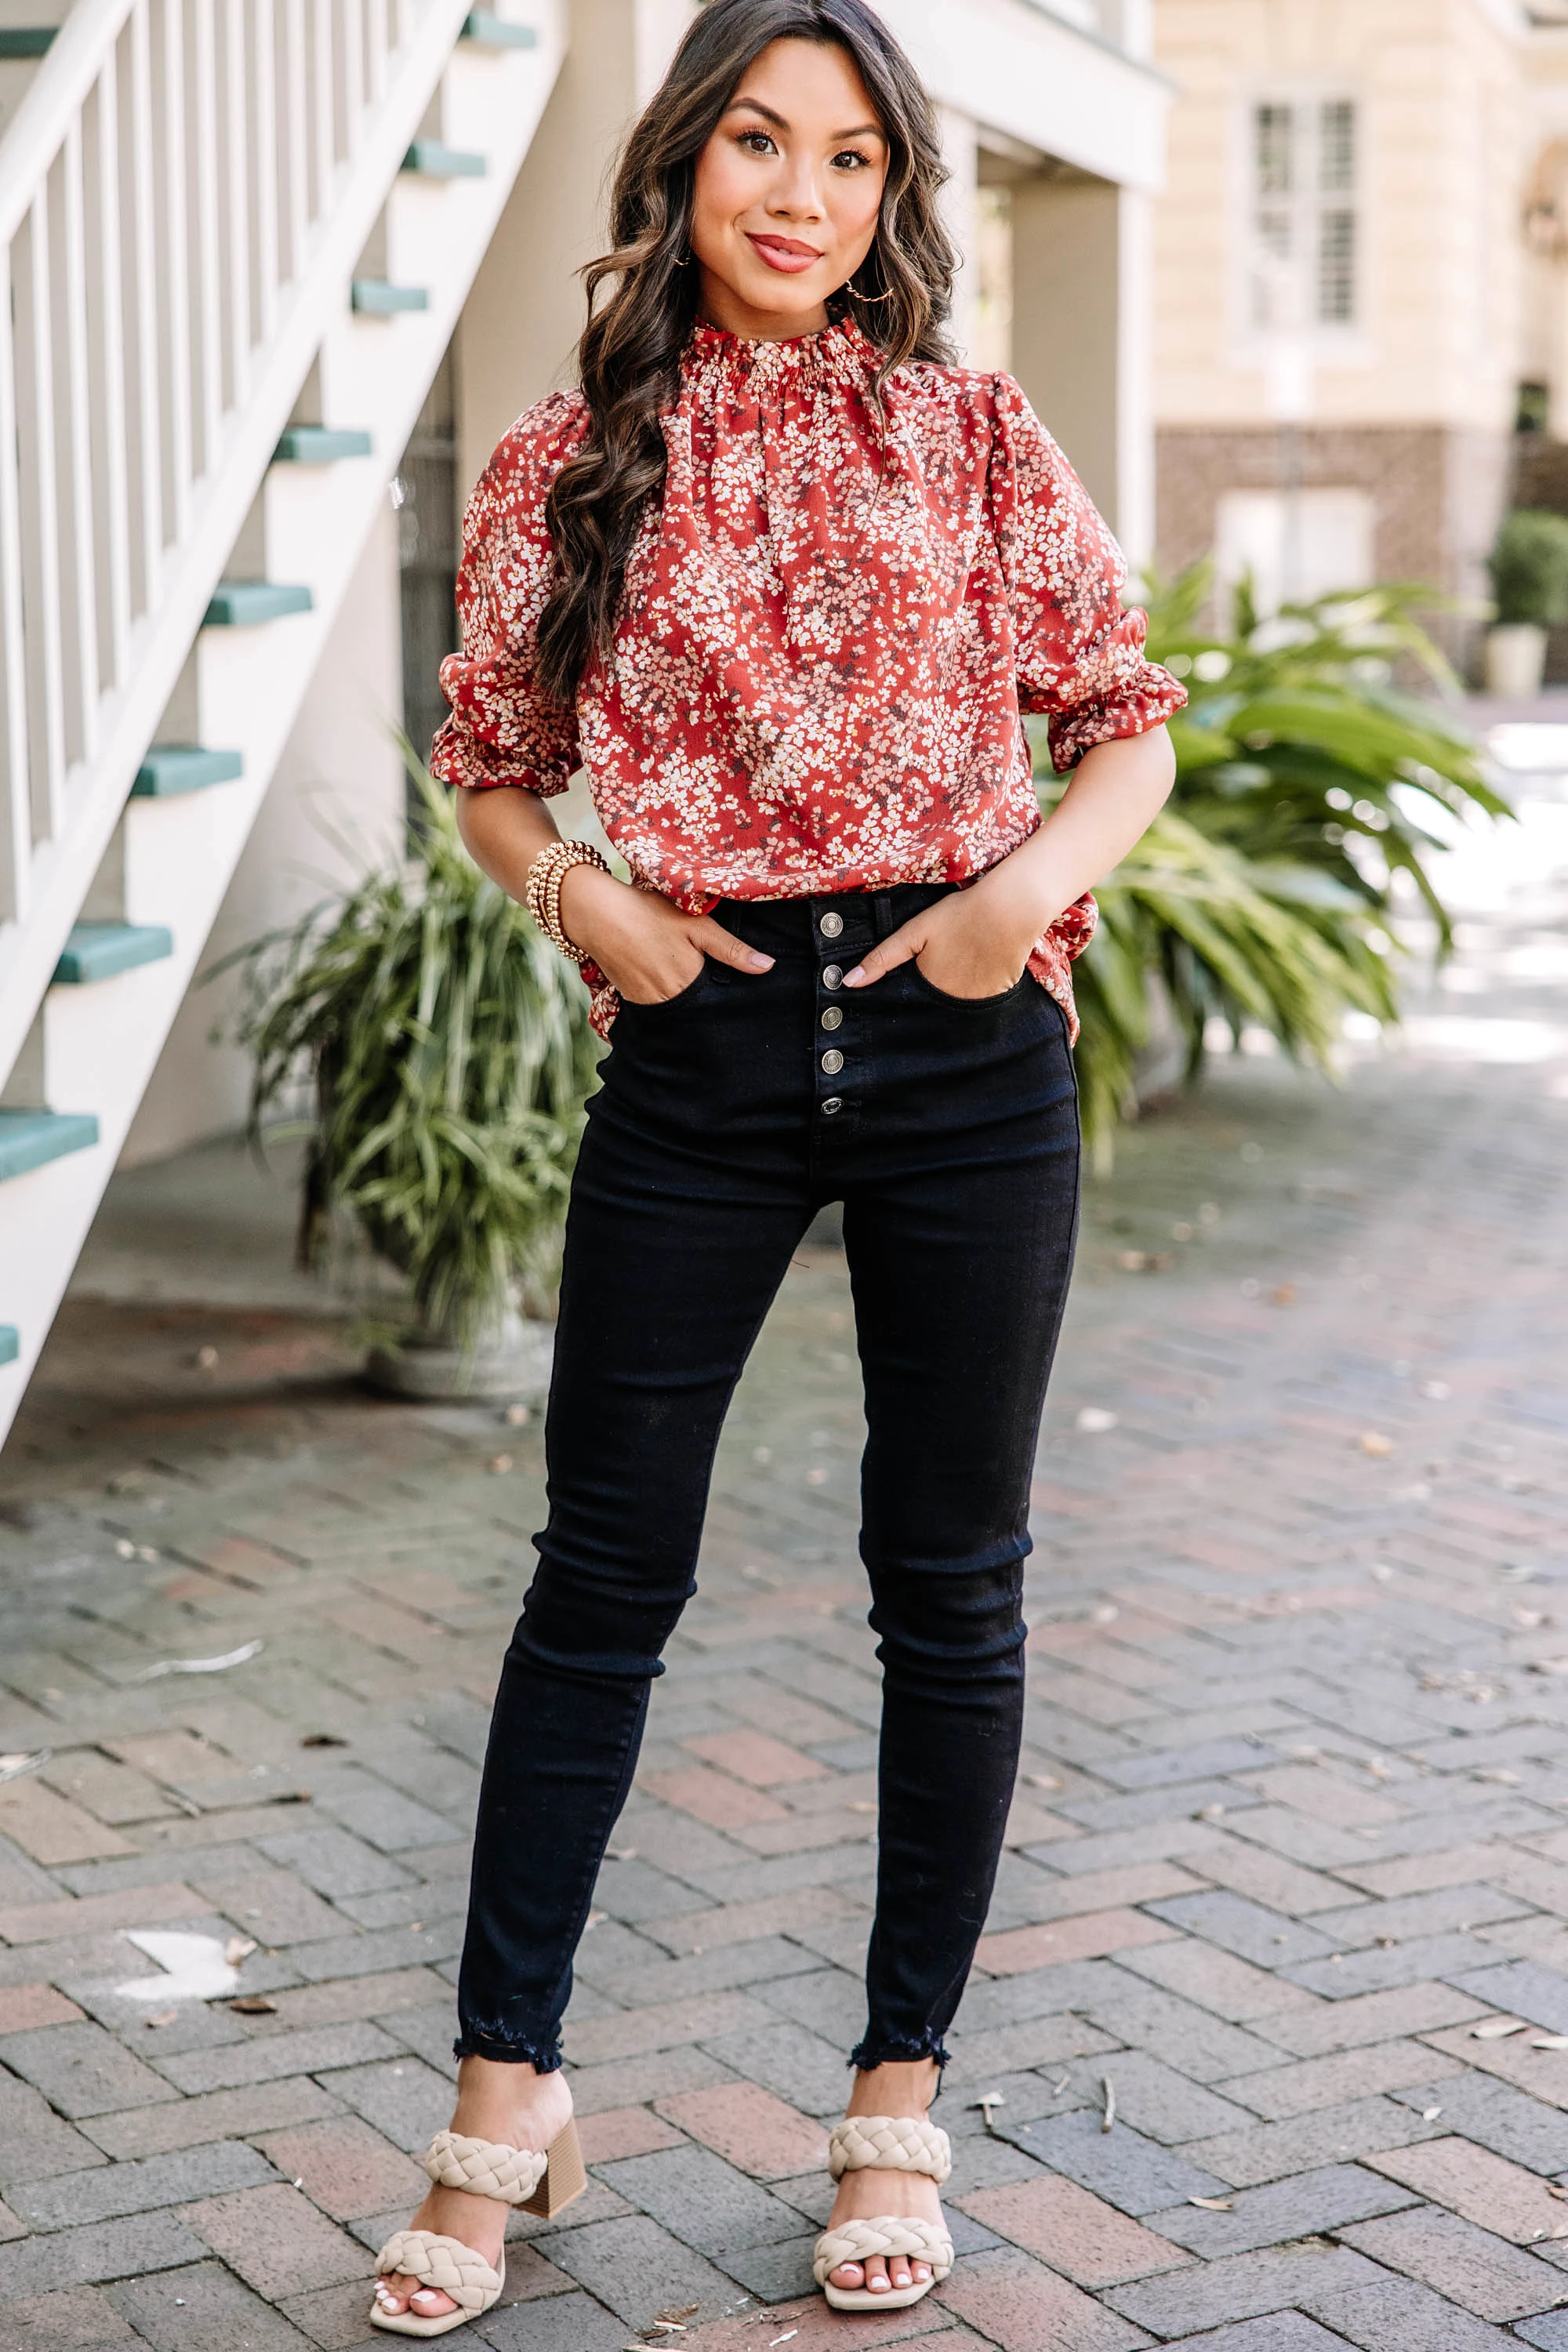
[1115,186,1156,570]
[938,105,980,368]
[1009,175,1156,564]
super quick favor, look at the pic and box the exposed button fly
[821,1006,844,1031]
[820,1048,844,1076]
[818,910,844,938]
[821,1096,843,1116]
[822,965,843,990]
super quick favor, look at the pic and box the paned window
[1250,96,1359,332]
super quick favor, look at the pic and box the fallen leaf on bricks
[229,1995,277,2015]
[144,2009,177,2027]
[1101,2077,1116,2134]
[1421,2106,1443,2120]
[1473,2018,1530,2040]
[1272,1284,1297,1306]
[223,1936,258,1967]
[132,1640,263,1680]
[488,1454,514,1475]
[1076,1407,1117,1434]
[1189,2196,1234,2212]
[1359,1432,1394,1457]
[0,1750,50,1784]
[1026,1773,1063,1791]
[1534,2038,1568,2053]
[1531,1660,1568,1677]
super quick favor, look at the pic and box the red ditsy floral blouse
[433,317,1185,1037]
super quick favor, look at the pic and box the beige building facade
[1151,0,1554,637]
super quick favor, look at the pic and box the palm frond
[1053,563,1511,1161]
[230,764,601,1343]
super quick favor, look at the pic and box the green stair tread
[0,28,55,57]
[53,924,175,985]
[462,11,539,45]
[0,1327,17,1367]
[351,280,430,314]
[132,746,244,797]
[0,1110,100,1182]
[402,140,486,178]
[204,581,313,626]
[274,426,374,462]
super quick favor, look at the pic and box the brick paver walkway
[3,787,1568,2350]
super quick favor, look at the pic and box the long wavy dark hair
[534,0,958,706]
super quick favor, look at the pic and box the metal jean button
[821,1006,844,1031]
[821,1095,843,1116]
[820,1048,844,1076]
[822,964,843,989]
[818,910,844,938]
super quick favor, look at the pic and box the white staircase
[0,0,565,1441]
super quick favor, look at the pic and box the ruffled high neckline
[682,314,882,392]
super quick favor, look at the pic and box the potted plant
[231,764,601,1399]
[1484,508,1568,698]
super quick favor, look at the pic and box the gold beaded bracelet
[524,839,610,966]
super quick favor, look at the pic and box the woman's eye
[737,129,775,155]
[832,148,871,172]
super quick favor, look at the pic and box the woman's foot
[374,2057,573,2326]
[825,2057,942,2298]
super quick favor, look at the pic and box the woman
[371,0,1183,2333]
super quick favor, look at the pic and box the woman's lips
[746,232,823,275]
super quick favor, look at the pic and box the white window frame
[1235,86,1367,359]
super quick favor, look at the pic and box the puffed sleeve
[988,375,1186,775]
[430,392,591,795]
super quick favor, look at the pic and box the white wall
[124,506,406,1164]
[458,0,694,488]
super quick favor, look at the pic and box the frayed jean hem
[452,2031,564,2071]
[848,2035,952,2078]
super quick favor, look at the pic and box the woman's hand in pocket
[840,879,1038,1000]
[557,868,774,1004]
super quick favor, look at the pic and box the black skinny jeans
[456,884,1081,2074]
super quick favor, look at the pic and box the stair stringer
[0,7,567,1448]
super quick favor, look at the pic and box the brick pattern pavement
[3,880,1568,2347]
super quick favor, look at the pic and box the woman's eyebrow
[725,94,885,141]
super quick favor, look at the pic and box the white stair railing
[0,0,477,1088]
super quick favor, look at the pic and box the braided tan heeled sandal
[371,2118,587,2337]
[813,2113,955,2313]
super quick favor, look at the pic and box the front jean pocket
[617,959,713,1014]
[907,958,1033,1010]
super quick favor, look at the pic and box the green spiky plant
[230,764,601,1346]
[1053,564,1512,1162]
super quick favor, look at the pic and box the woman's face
[690,37,890,340]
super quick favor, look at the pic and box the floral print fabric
[433,317,1185,1037]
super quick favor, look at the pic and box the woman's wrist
[556,861,630,963]
[971,849,1074,949]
